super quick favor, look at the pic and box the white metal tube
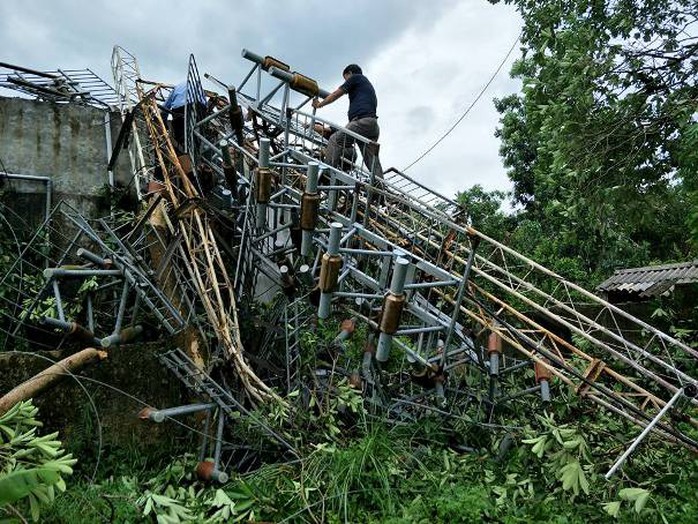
[605,387,684,479]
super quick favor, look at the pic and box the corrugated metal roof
[597,260,698,297]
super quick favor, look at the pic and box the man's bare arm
[312,87,345,109]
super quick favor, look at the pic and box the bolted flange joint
[300,192,321,230]
[379,292,405,335]
[255,167,273,204]
[318,253,342,292]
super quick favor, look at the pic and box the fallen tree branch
[0,348,108,416]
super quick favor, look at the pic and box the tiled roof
[597,260,698,297]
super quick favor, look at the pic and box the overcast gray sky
[0,0,522,199]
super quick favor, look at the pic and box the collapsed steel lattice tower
[125,47,697,448]
[1,46,696,480]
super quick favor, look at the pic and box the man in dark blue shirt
[312,64,383,179]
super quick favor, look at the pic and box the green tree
[680,121,698,245]
[455,184,515,239]
[491,0,698,282]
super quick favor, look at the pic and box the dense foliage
[26,390,698,523]
[0,400,76,522]
[0,318,693,523]
[488,0,698,283]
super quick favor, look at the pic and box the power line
[402,31,522,172]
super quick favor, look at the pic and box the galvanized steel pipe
[44,268,122,280]
[256,138,271,228]
[605,387,685,479]
[377,257,409,361]
[77,248,112,268]
[100,325,143,348]
[301,162,319,256]
[318,223,343,319]
[268,66,330,98]
[141,403,215,423]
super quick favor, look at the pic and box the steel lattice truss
[2,46,697,480]
[0,61,121,109]
[162,49,698,446]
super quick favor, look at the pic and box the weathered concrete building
[0,94,131,227]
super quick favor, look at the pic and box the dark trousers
[170,106,185,150]
[327,117,383,179]
[167,103,207,153]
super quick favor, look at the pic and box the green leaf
[212,488,234,507]
[151,493,176,506]
[602,501,621,518]
[0,467,61,506]
[558,460,586,495]
[558,428,576,439]
[562,439,580,450]
[0,424,16,439]
[525,435,548,458]
[31,486,51,505]
[55,477,66,493]
[234,499,254,512]
[156,514,178,524]
[619,487,648,500]
[633,490,650,514]
[578,467,589,495]
[28,493,40,522]
[618,487,651,513]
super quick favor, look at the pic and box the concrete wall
[0,96,131,219]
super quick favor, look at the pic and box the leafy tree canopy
[490,0,698,282]
[455,184,514,238]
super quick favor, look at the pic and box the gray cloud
[404,105,436,134]
[0,0,459,85]
[1,0,522,200]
